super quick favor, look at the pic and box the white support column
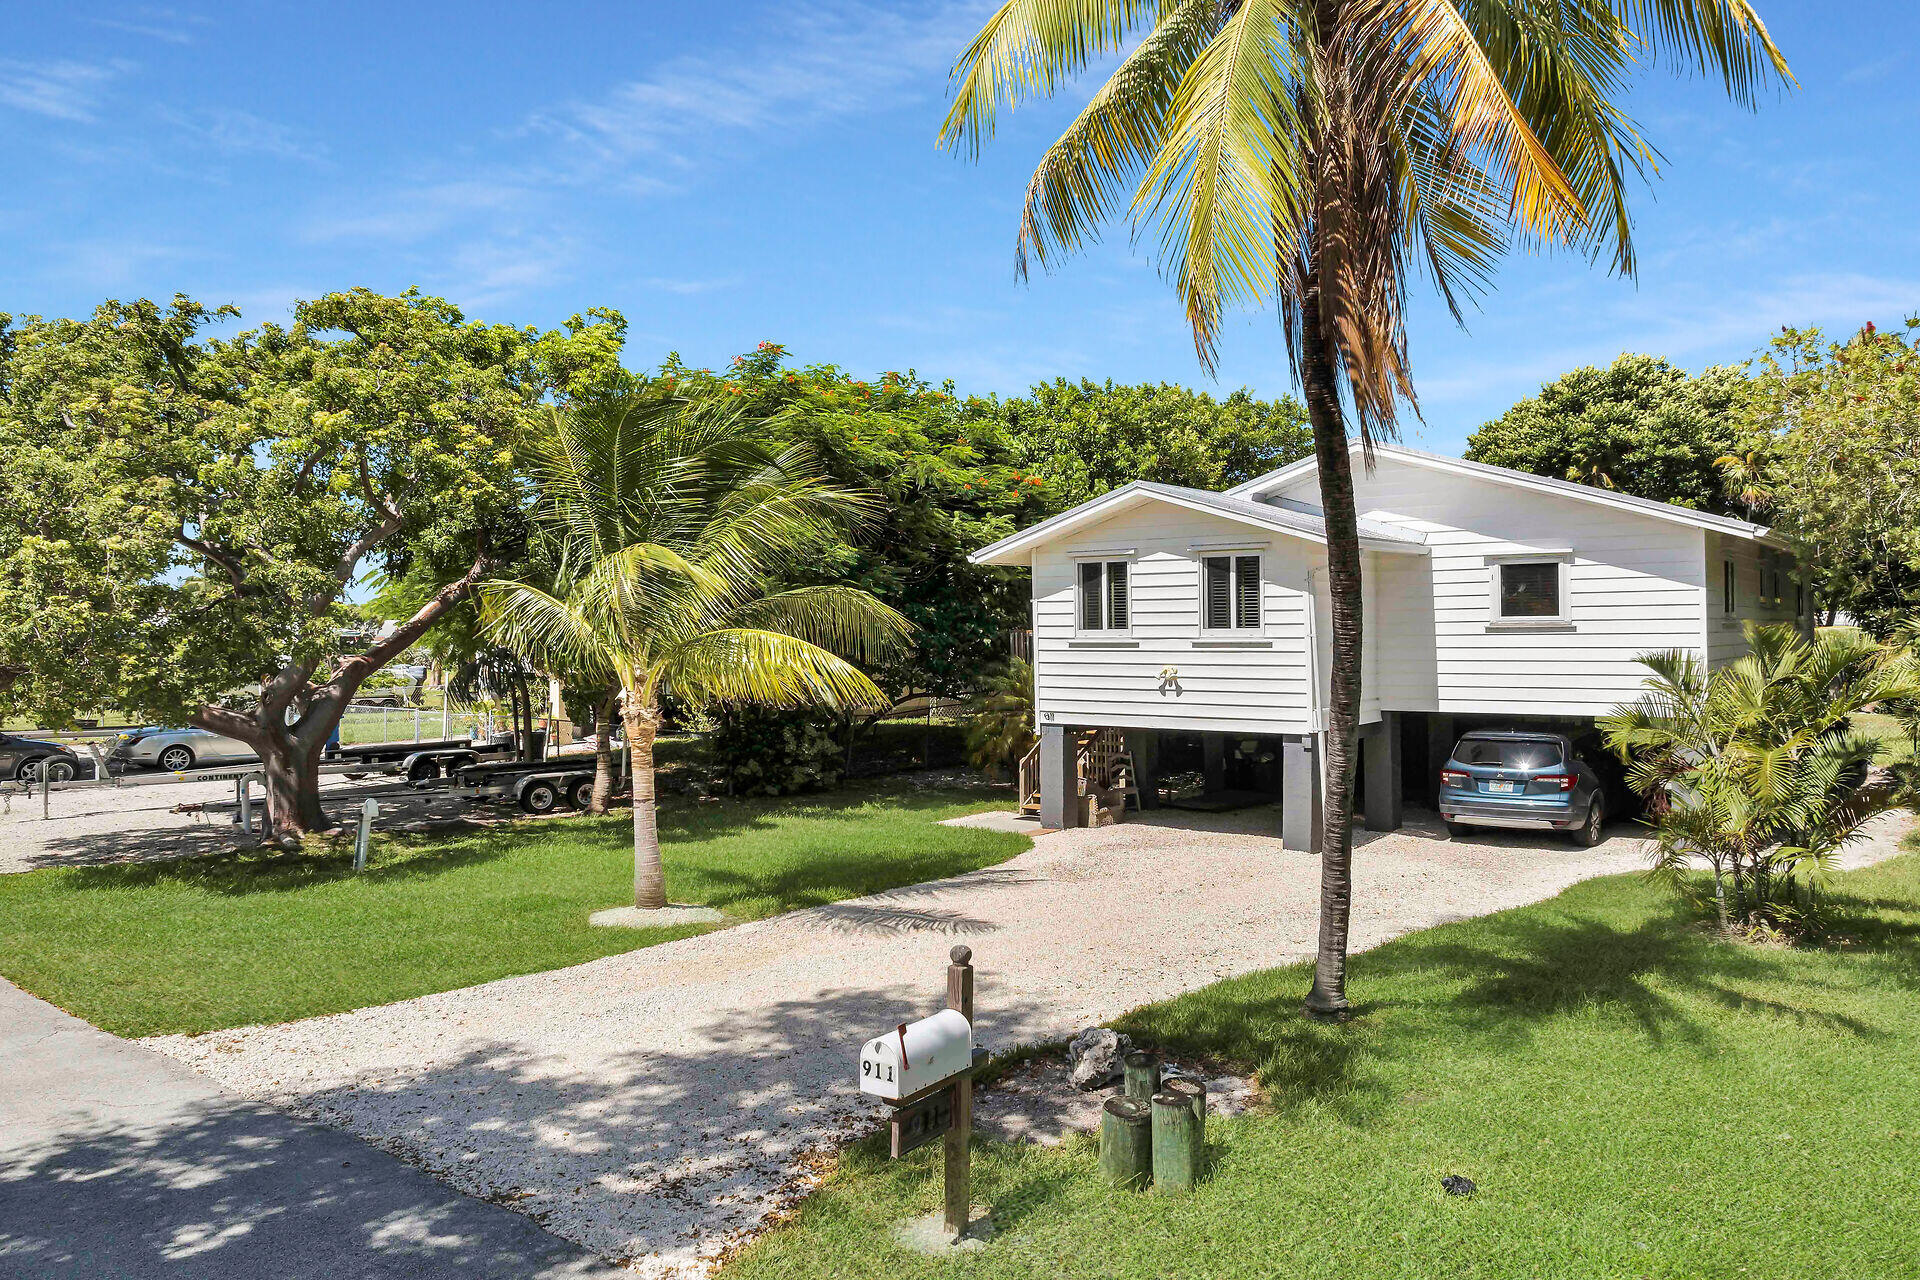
[1281,733,1323,853]
[1037,724,1081,830]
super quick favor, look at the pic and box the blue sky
[3,3,1916,453]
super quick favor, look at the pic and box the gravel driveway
[139,805,1760,1277]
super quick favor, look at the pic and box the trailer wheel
[568,778,595,810]
[407,757,441,784]
[519,780,561,814]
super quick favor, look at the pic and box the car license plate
[1486,780,1517,794]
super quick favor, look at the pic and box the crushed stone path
[144,808,1914,1277]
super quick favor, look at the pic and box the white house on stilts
[969,443,1810,846]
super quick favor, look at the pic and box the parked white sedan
[113,726,259,773]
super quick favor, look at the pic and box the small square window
[1077,560,1130,633]
[1498,561,1562,619]
[1202,554,1262,630]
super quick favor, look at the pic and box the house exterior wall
[1704,529,1805,668]
[1271,456,1725,719]
[1029,504,1323,734]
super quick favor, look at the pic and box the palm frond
[941,0,1168,158]
[658,629,890,711]
[722,586,913,663]
[1134,0,1308,366]
[476,581,616,681]
[1016,0,1217,277]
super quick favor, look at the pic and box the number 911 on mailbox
[858,1009,972,1100]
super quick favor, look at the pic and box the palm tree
[965,659,1038,778]
[942,0,1789,1016]
[1600,624,1917,935]
[481,392,910,913]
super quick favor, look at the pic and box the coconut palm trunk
[590,690,618,815]
[623,698,665,910]
[1299,270,1365,1017]
[480,392,910,922]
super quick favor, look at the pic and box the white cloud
[1840,54,1904,87]
[90,8,213,46]
[445,236,580,312]
[523,1,991,180]
[299,181,535,244]
[0,58,130,123]
[160,107,327,163]
[52,237,195,291]
[639,276,739,296]
[1413,272,1920,410]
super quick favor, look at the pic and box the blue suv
[1439,730,1605,846]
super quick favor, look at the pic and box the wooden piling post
[1098,1097,1153,1188]
[1151,1091,1201,1193]
[1123,1050,1160,1102]
[1161,1076,1206,1129]
[943,944,974,1237]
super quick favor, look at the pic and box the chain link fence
[335,703,495,747]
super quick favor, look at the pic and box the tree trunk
[1299,267,1363,1021]
[591,691,618,815]
[189,549,488,839]
[624,702,665,910]
[1711,858,1730,935]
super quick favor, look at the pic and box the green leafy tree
[0,290,625,838]
[1000,379,1311,513]
[943,0,1788,1016]
[1466,355,1753,515]
[1601,624,1915,936]
[1723,321,1920,634]
[658,345,1040,722]
[478,391,909,912]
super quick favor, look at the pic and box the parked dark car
[0,733,87,783]
[1438,729,1605,846]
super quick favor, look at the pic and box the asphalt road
[0,979,628,1280]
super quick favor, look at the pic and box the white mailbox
[858,1009,972,1100]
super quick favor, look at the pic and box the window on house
[1077,560,1129,632]
[1497,561,1562,619]
[1202,554,1262,630]
[1723,560,1736,613]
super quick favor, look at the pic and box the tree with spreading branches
[478,392,910,913]
[0,290,624,840]
[941,0,1790,1016]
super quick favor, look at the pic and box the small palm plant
[481,391,909,913]
[1601,624,1918,936]
[965,659,1036,779]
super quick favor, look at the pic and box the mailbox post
[943,945,974,1238]
[857,945,982,1242]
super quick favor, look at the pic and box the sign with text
[889,1085,956,1158]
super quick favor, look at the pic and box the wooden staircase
[1018,728,1140,821]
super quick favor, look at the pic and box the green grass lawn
[0,781,1026,1038]
[726,851,1920,1280]
[1854,710,1915,763]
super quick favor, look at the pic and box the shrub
[708,706,847,797]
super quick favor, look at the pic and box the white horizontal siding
[1031,504,1320,734]
[1706,532,1804,668]
[1276,455,1714,719]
